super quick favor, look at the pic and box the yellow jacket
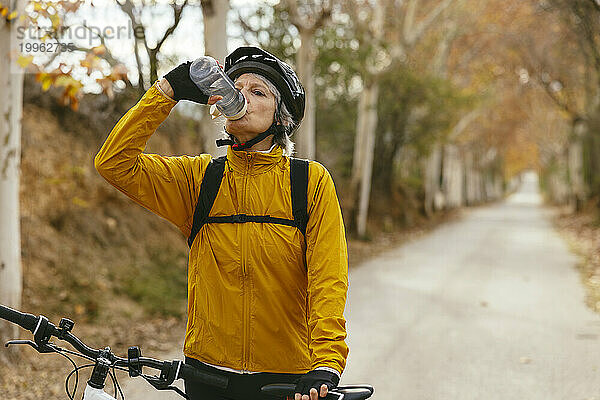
[95,82,349,375]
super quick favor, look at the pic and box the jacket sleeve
[305,162,350,375]
[94,81,211,237]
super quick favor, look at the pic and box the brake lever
[5,339,55,353]
[144,376,189,399]
[324,390,344,400]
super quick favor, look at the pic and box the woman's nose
[239,87,251,103]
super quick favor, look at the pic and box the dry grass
[553,202,600,313]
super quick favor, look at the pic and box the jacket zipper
[241,152,253,371]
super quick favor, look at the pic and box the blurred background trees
[1,0,600,341]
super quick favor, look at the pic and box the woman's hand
[295,384,329,400]
[207,95,223,105]
[160,78,221,106]
[294,370,339,400]
[163,61,209,104]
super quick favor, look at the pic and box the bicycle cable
[110,365,125,400]
[65,364,94,400]
[53,347,79,400]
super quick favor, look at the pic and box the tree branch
[311,4,332,32]
[570,1,600,80]
[536,75,580,120]
[118,0,147,88]
[154,0,189,53]
[406,0,454,47]
[402,0,417,45]
[283,0,307,31]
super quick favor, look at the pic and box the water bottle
[189,56,247,120]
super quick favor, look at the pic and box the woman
[95,47,349,400]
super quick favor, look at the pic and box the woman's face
[225,74,276,141]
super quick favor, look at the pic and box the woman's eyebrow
[234,80,270,94]
[250,82,268,92]
[234,81,267,89]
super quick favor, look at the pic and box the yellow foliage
[72,197,90,208]
[80,52,103,74]
[17,54,34,68]
[40,75,53,91]
[49,12,60,30]
[92,44,107,56]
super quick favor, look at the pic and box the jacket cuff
[314,366,341,379]
[154,80,177,103]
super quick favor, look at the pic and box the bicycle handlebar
[1,304,373,400]
[261,384,374,400]
[0,304,38,332]
[0,304,228,390]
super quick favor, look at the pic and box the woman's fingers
[320,384,329,398]
[207,95,223,105]
[296,384,328,400]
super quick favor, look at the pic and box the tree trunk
[201,0,229,157]
[149,48,159,86]
[546,152,570,206]
[133,40,145,94]
[295,29,316,159]
[0,0,25,352]
[442,144,464,208]
[423,143,443,216]
[355,82,379,238]
[351,85,369,193]
[464,152,476,205]
[568,120,586,210]
[373,129,402,196]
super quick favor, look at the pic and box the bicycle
[0,304,374,400]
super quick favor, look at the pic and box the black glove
[163,61,209,104]
[295,369,340,397]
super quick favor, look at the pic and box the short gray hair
[224,73,296,156]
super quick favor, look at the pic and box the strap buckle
[232,214,247,223]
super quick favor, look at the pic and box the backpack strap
[187,156,227,247]
[290,158,309,237]
[187,156,309,248]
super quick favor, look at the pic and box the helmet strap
[216,100,287,151]
[216,120,285,151]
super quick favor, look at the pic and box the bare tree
[348,0,454,237]
[283,0,333,159]
[0,0,25,354]
[119,0,191,93]
[200,0,229,156]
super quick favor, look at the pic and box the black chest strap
[187,156,227,247]
[187,156,309,248]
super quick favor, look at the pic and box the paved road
[342,173,600,399]
[124,173,600,399]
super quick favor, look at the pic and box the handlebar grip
[261,383,295,397]
[0,304,38,332]
[261,384,375,400]
[179,364,228,390]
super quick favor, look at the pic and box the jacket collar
[226,145,284,175]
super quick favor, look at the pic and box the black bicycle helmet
[224,46,305,128]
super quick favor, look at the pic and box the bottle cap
[224,97,247,120]
[209,97,248,121]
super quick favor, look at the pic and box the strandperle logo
[16,19,145,46]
